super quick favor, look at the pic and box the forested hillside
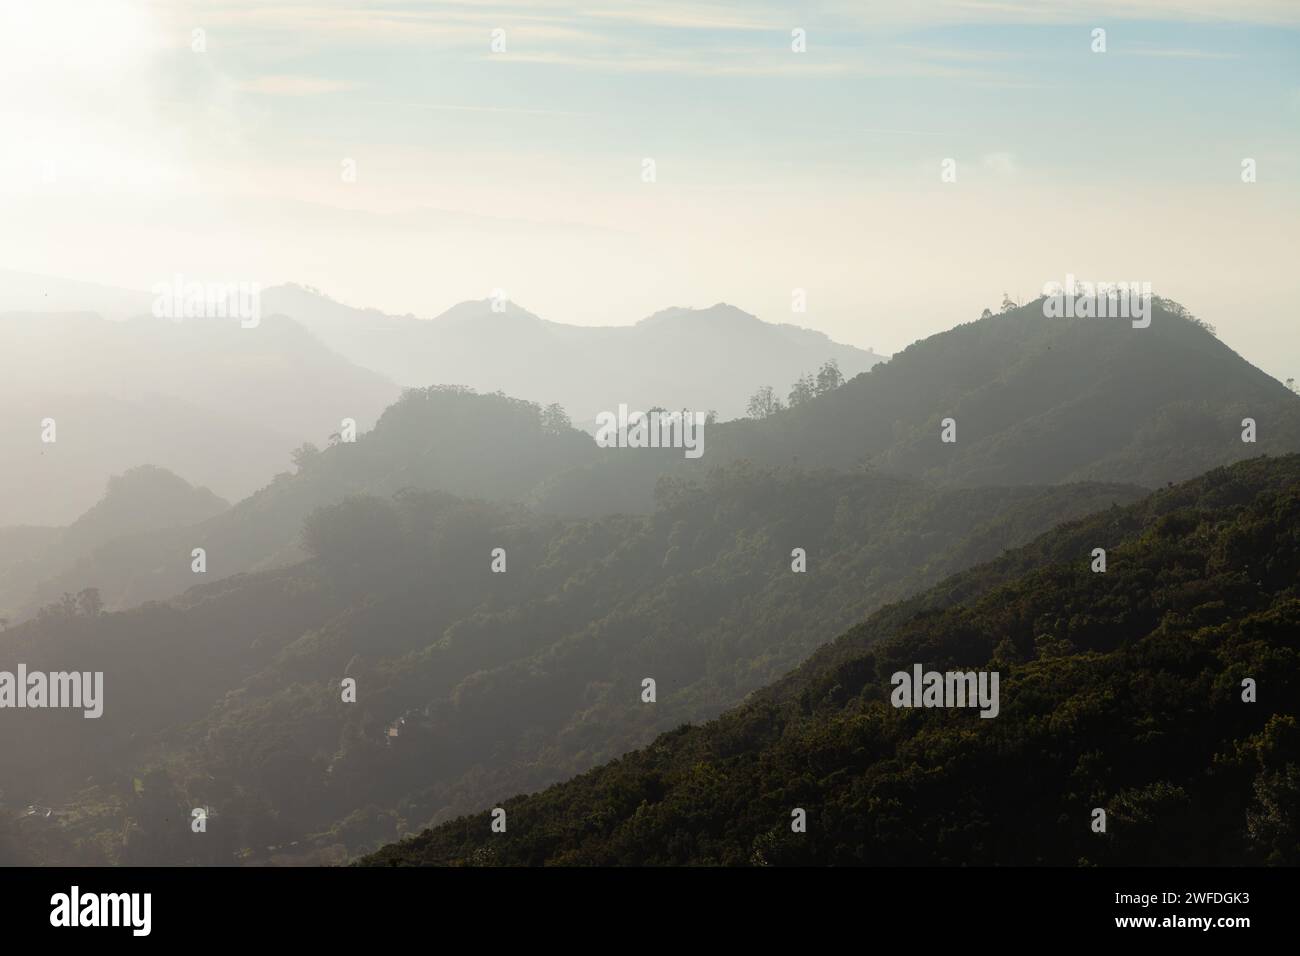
[538,299,1300,513]
[14,299,1297,619]
[0,468,1143,864]
[5,387,599,617]
[4,298,1296,867]
[362,455,1300,866]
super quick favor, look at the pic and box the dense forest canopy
[361,455,1300,866]
[0,465,1144,864]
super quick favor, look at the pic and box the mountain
[260,284,888,425]
[5,294,1296,865]
[0,309,402,526]
[361,454,1300,866]
[0,389,287,529]
[0,466,1146,864]
[14,296,1298,623]
[7,387,600,618]
[0,466,229,622]
[0,270,151,321]
[58,466,229,554]
[533,297,1300,513]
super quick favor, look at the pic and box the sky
[1,0,1298,378]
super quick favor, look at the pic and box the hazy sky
[2,1,1298,378]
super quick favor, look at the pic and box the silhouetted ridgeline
[2,295,1296,866]
[541,298,1300,513]
[0,466,228,623]
[260,285,888,425]
[0,309,400,526]
[0,387,599,620]
[6,298,1295,619]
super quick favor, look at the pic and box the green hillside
[10,386,599,615]
[538,299,1300,513]
[362,455,1300,866]
[17,299,1297,618]
[0,470,1142,864]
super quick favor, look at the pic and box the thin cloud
[155,2,605,47]
[895,44,1033,62]
[237,75,361,95]
[495,51,859,75]
[585,3,780,31]
[356,97,592,116]
[496,49,1017,79]
[1119,46,1239,58]
[857,126,949,136]
[825,0,1300,27]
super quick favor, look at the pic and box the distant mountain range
[0,271,884,526]
[259,284,889,426]
[0,271,892,430]
[0,270,153,321]
[0,306,401,526]
[537,297,1300,513]
[0,467,228,622]
[4,296,1296,621]
[2,286,1298,866]
[0,388,598,620]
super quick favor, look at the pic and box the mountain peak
[636,303,760,327]
[431,299,546,326]
[61,465,228,552]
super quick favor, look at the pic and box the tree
[302,495,405,580]
[76,588,103,618]
[1286,377,1298,395]
[291,442,321,473]
[787,374,815,407]
[746,385,783,419]
[814,359,843,395]
[540,403,572,434]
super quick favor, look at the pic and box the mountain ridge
[260,284,888,424]
[359,453,1300,866]
[10,296,1297,617]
